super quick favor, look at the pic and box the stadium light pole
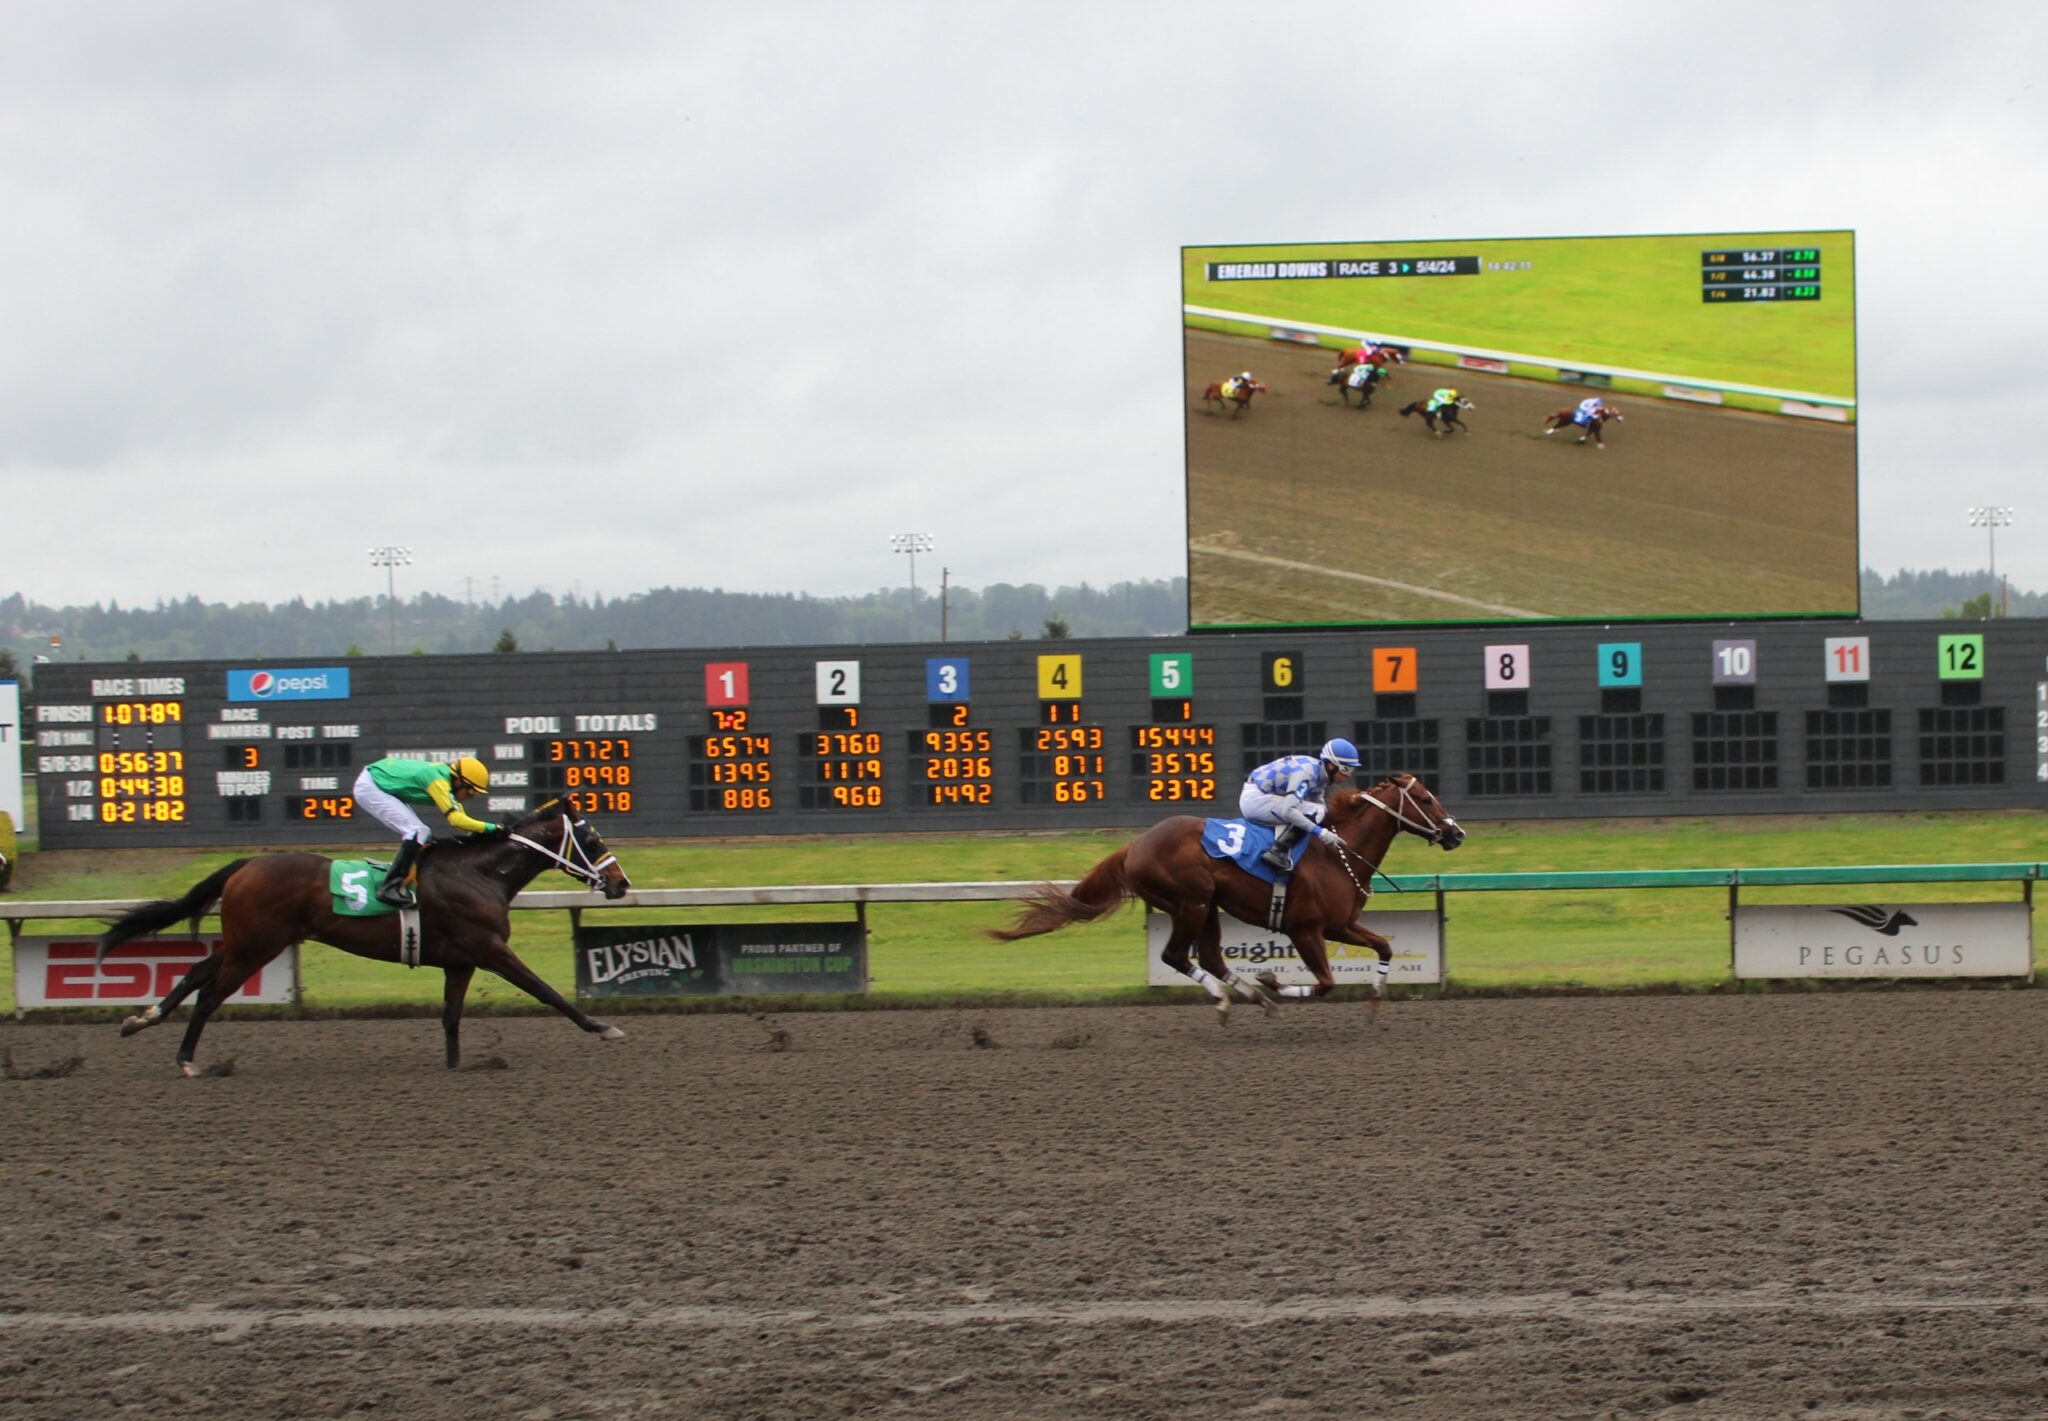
[891,533,933,640]
[368,546,413,653]
[1965,507,2013,616]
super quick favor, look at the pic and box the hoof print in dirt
[1047,1031,1092,1050]
[461,1055,512,1072]
[968,1024,998,1049]
[196,1057,237,1078]
[752,1014,792,1052]
[2,1047,86,1081]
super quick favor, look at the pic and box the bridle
[1318,778,1457,897]
[508,812,619,892]
[1358,778,1455,845]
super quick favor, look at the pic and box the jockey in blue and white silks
[1239,738,1362,871]
[1574,395,1608,427]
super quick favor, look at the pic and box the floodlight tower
[368,545,414,653]
[891,533,934,640]
[1965,507,2013,615]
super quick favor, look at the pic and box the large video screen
[1182,231,1857,629]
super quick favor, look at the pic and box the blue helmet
[1320,738,1360,771]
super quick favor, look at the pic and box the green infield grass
[4,809,2038,1013]
[1184,231,1855,398]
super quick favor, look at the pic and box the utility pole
[940,566,950,642]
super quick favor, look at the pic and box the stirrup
[376,879,416,907]
[1259,848,1291,873]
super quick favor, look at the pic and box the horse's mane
[422,798,573,860]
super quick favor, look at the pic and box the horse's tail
[1399,401,1418,418]
[985,848,1133,942]
[97,859,251,965]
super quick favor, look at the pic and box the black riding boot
[376,838,424,907]
[1259,824,1301,872]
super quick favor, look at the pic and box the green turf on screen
[1183,231,1854,397]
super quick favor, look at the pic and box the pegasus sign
[1734,903,2032,980]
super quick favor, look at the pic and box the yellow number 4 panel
[1037,654,1083,699]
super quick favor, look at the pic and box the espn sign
[12,936,299,1008]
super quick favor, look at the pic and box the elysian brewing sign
[1144,909,1444,987]
[1733,903,2033,980]
[573,922,866,998]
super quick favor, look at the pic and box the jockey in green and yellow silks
[351,755,496,905]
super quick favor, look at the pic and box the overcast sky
[2,1,2042,612]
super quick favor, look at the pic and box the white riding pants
[1238,787,1325,836]
[352,768,432,843]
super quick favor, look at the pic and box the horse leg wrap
[1276,984,1317,1000]
[1185,967,1228,1003]
[1225,972,1265,1003]
[1371,961,1391,994]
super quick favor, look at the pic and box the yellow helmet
[452,756,491,794]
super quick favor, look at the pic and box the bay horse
[1200,377,1268,417]
[1399,396,1474,436]
[1327,362,1384,408]
[990,775,1464,1020]
[1542,404,1623,446]
[96,800,633,1075]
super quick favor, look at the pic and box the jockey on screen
[1426,387,1463,413]
[1220,370,1257,399]
[1574,394,1609,425]
[1240,739,1362,872]
[352,754,498,905]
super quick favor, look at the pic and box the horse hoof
[1214,1000,1230,1026]
[177,1061,197,1079]
[119,1016,148,1037]
[600,1025,626,1042]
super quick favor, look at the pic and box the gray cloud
[2,1,2044,608]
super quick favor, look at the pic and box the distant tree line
[1,569,2034,689]
[0,579,1186,675]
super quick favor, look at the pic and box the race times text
[1701,246,1821,302]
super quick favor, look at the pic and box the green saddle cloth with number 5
[330,859,400,916]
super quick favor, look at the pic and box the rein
[508,813,617,891]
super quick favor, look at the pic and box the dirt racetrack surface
[1185,332,1859,627]
[5,992,2046,1420]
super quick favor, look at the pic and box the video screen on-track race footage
[1182,231,1857,630]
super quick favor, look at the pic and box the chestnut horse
[1542,404,1623,446]
[990,775,1464,1020]
[97,800,632,1075]
[1335,344,1404,374]
[1200,377,1268,417]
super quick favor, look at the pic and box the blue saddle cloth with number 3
[1200,819,1310,885]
